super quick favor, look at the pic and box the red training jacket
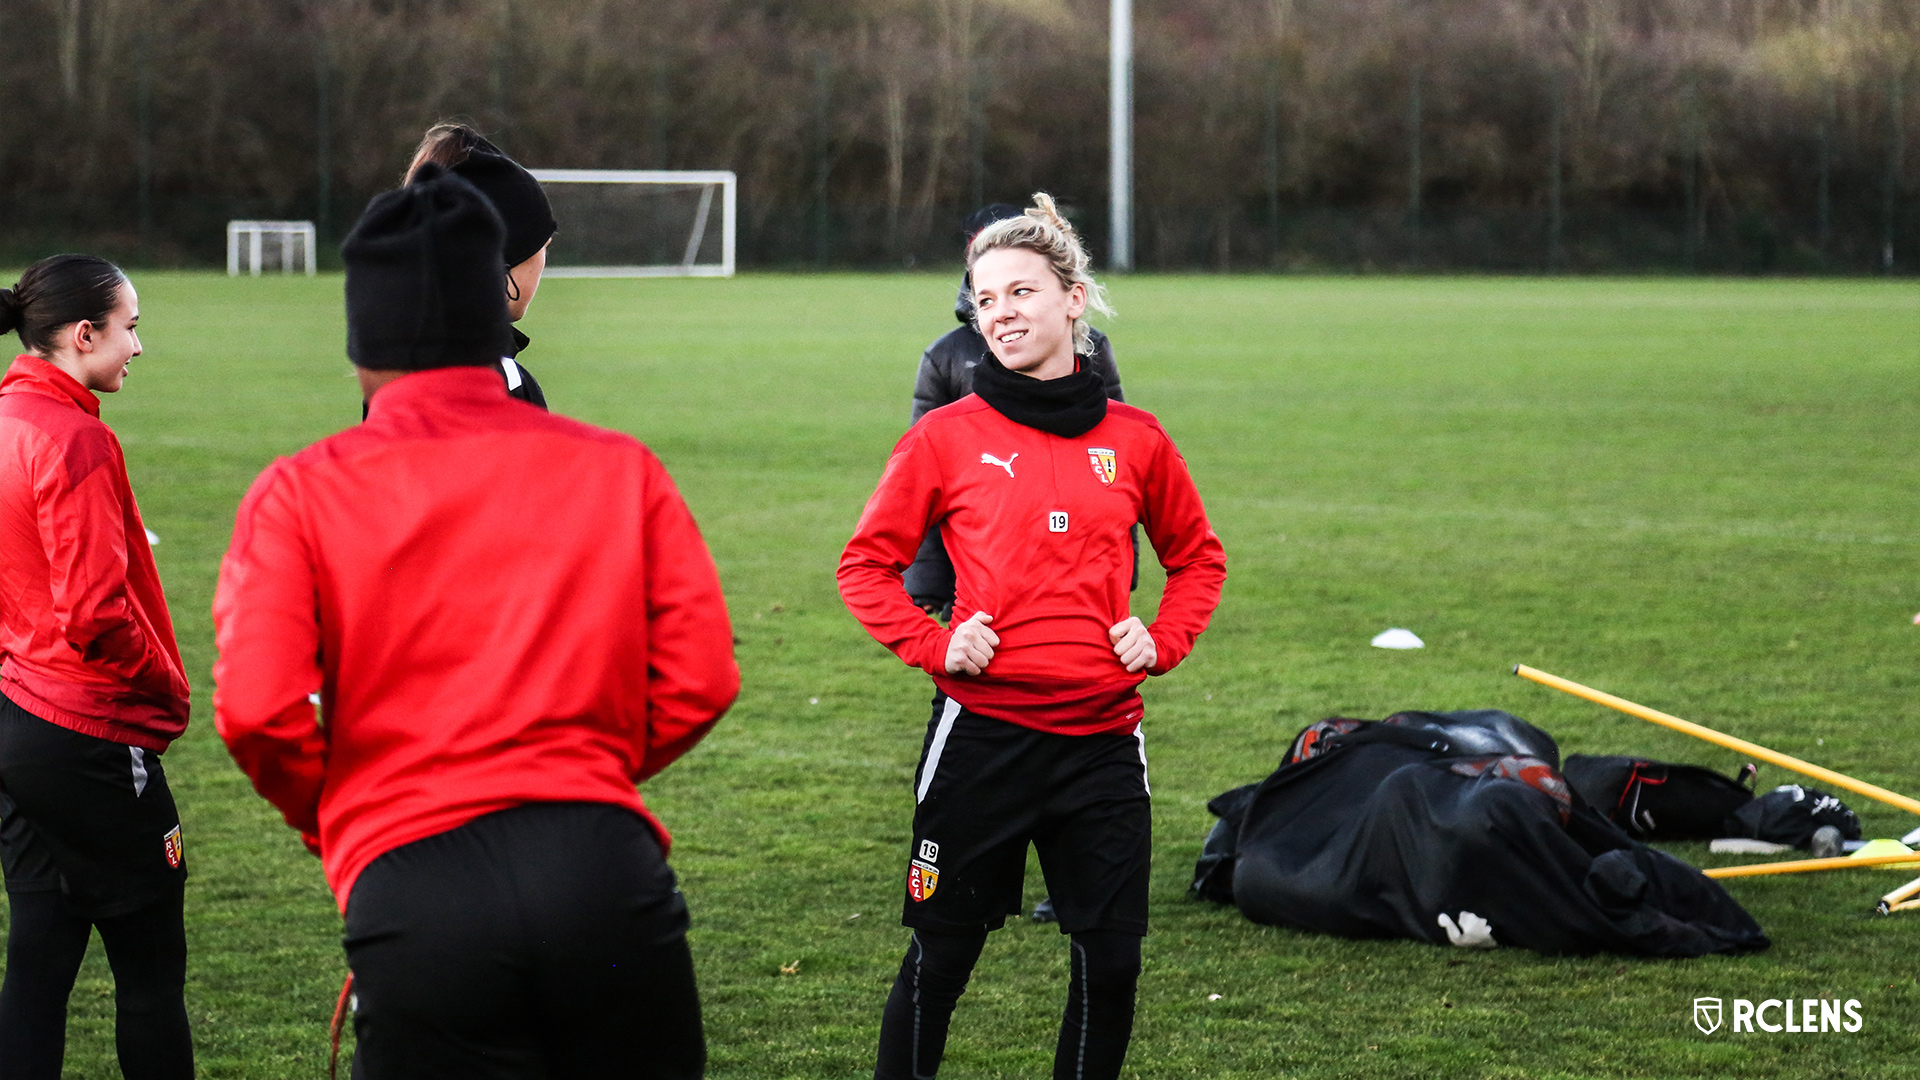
[838,396,1225,734]
[0,356,189,750]
[213,367,739,910]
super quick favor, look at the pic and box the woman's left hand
[1109,617,1158,673]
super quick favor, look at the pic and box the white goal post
[529,170,736,278]
[226,220,318,276]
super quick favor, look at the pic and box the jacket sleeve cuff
[918,626,953,675]
[1144,627,1185,676]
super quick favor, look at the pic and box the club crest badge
[908,859,940,901]
[1087,447,1117,486]
[1693,997,1722,1034]
[162,825,184,870]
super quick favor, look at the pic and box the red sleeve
[1137,426,1226,676]
[211,460,328,847]
[837,429,951,674]
[33,434,173,696]
[632,451,740,783]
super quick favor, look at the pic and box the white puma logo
[980,452,1018,478]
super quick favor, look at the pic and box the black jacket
[902,280,1129,613]
[503,327,547,409]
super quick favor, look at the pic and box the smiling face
[970,246,1087,381]
[42,281,141,393]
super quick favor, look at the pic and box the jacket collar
[363,364,510,419]
[1,355,101,418]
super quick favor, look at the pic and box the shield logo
[162,825,184,870]
[1693,997,1723,1035]
[1087,447,1117,486]
[908,860,940,902]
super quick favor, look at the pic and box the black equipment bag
[1725,784,1861,848]
[1561,755,1758,841]
[1191,710,1769,958]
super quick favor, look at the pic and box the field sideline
[5,272,1918,1078]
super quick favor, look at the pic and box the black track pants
[874,926,1140,1080]
[343,801,704,1080]
[0,885,193,1080]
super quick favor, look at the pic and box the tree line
[0,0,1914,272]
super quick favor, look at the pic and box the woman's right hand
[945,611,998,675]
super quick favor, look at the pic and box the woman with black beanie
[216,165,735,1079]
[839,194,1226,1080]
[401,122,559,408]
[0,255,195,1080]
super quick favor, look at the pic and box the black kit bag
[1725,784,1862,848]
[1562,755,1758,841]
[1193,710,1768,957]
[1188,783,1259,905]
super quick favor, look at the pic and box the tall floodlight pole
[1110,0,1133,270]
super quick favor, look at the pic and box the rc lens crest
[908,859,940,901]
[1087,447,1117,486]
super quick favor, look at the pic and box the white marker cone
[1371,628,1424,650]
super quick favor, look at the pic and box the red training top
[838,396,1226,734]
[0,355,189,750]
[213,367,739,910]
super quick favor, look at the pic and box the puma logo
[980,452,1018,478]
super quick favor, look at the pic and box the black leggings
[0,885,193,1080]
[875,926,1141,1080]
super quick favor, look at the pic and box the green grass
[6,272,1920,1078]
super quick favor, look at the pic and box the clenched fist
[1109,616,1157,673]
[945,611,999,675]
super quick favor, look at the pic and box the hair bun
[1027,192,1079,243]
[0,287,20,336]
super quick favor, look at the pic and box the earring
[505,268,521,303]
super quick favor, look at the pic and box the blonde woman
[839,194,1227,1080]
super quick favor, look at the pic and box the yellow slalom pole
[1512,665,1920,818]
[1888,897,1920,914]
[1877,875,1920,915]
[1703,852,1920,879]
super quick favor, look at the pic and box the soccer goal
[226,220,318,276]
[529,170,736,278]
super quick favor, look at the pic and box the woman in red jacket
[215,167,737,1078]
[0,255,194,1080]
[838,195,1227,1080]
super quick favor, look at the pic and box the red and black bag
[1561,755,1758,841]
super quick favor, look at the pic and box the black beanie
[343,164,511,371]
[451,138,557,268]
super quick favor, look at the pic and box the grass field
[5,272,1919,1078]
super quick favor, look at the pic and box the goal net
[529,170,736,278]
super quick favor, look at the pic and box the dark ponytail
[1,255,128,354]
[404,121,491,184]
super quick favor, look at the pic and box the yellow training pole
[1703,852,1920,879]
[1877,875,1920,915]
[1888,897,1920,914]
[1513,665,1920,818]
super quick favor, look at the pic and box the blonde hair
[967,193,1113,356]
